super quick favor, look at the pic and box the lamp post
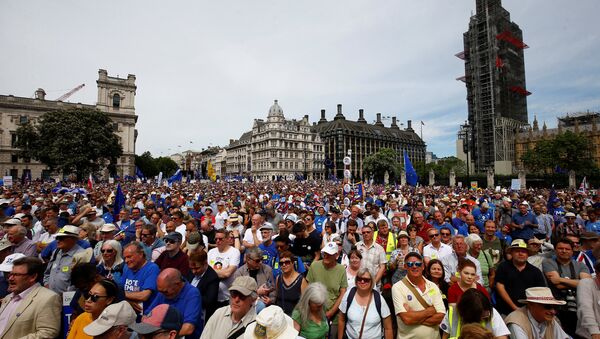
[460,121,472,183]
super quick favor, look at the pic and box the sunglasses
[165,239,178,244]
[441,232,451,236]
[542,304,556,310]
[84,292,108,303]
[215,237,225,241]
[362,231,372,234]
[230,290,249,300]
[429,233,440,239]
[279,260,292,266]
[406,261,423,268]
[101,249,114,254]
[140,233,152,238]
[356,277,372,284]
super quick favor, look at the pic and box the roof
[312,118,425,145]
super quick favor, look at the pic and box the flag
[356,182,364,200]
[87,174,94,190]
[113,184,125,221]
[421,121,425,126]
[404,150,419,186]
[495,56,504,68]
[135,166,145,180]
[157,172,163,185]
[168,169,182,185]
[579,177,588,192]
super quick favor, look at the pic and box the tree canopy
[362,148,401,184]
[425,156,466,177]
[135,151,179,178]
[15,108,122,179]
[521,131,597,174]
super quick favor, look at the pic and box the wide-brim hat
[56,225,81,238]
[243,306,298,339]
[507,239,528,252]
[518,287,566,305]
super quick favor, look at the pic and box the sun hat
[55,225,81,238]
[243,305,298,339]
[507,239,528,251]
[0,253,26,272]
[518,287,566,305]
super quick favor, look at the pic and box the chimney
[391,117,399,129]
[406,120,414,131]
[318,109,327,124]
[35,88,46,100]
[357,109,367,123]
[229,139,234,145]
[334,104,345,120]
[374,113,384,127]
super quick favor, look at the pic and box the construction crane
[56,84,85,101]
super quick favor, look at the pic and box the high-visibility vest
[447,305,491,339]
[373,231,396,261]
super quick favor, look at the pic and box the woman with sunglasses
[67,279,119,339]
[338,268,393,339]
[275,251,307,315]
[292,282,329,339]
[96,239,124,282]
[441,288,509,339]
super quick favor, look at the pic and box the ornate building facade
[312,104,426,180]
[515,112,600,169]
[225,131,252,177]
[0,69,137,179]
[250,100,324,181]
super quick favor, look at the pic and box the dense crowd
[0,180,599,339]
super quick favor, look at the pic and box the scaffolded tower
[457,0,530,174]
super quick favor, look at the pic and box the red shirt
[155,250,190,276]
[416,223,432,242]
[447,282,490,304]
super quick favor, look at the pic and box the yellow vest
[373,231,396,261]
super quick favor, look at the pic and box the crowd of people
[0,180,599,339]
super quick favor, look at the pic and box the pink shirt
[0,283,39,334]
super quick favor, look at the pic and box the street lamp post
[460,121,471,183]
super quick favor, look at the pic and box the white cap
[0,253,26,272]
[321,242,339,255]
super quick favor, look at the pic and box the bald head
[156,268,184,298]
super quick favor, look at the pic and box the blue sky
[1,1,598,158]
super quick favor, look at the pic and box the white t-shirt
[207,246,240,302]
[423,243,453,261]
[214,211,229,230]
[440,308,510,337]
[339,289,391,339]
[243,228,264,245]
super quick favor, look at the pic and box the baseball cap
[186,232,202,250]
[13,213,26,220]
[0,253,26,272]
[321,242,338,255]
[229,276,258,297]
[84,301,137,336]
[55,225,81,238]
[2,219,21,226]
[580,231,599,240]
[164,232,183,243]
[564,212,576,218]
[398,230,409,238]
[129,304,183,335]
[259,224,274,231]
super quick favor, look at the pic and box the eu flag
[404,150,418,186]
[113,183,126,221]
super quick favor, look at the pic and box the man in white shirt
[207,229,240,308]
[422,228,453,265]
[441,235,483,285]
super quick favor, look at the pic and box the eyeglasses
[101,249,114,253]
[362,231,372,235]
[279,260,292,266]
[8,272,30,277]
[140,233,152,238]
[441,232,451,236]
[429,233,440,239]
[356,277,372,284]
[84,292,109,302]
[406,261,423,268]
[230,290,249,300]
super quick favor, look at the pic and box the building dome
[267,99,285,120]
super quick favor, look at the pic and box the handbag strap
[358,292,373,339]
[401,277,430,310]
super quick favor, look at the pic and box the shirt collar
[11,282,39,301]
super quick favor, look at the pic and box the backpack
[345,286,383,319]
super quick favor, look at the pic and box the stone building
[312,104,426,180]
[0,69,137,179]
[515,112,600,169]
[225,131,252,177]
[249,100,324,181]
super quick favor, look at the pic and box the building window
[113,123,119,131]
[11,154,18,163]
[19,116,28,124]
[112,94,121,108]
[11,134,17,147]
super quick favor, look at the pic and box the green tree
[362,148,401,184]
[15,108,122,180]
[521,131,596,174]
[427,157,466,177]
[135,151,159,178]
[155,156,179,177]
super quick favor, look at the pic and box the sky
[1,1,599,158]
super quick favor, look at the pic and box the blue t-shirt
[472,208,495,232]
[147,282,202,338]
[586,221,600,234]
[511,211,538,240]
[271,256,306,278]
[314,215,326,235]
[118,261,160,311]
[259,242,278,268]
